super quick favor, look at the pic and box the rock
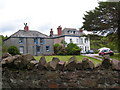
[38,56,47,70]
[76,62,82,70]
[2,53,11,59]
[27,60,39,70]
[65,56,77,71]
[39,56,46,65]
[13,54,35,69]
[13,55,26,69]
[1,55,19,65]
[101,55,111,69]
[56,61,66,71]
[46,57,60,70]
[48,83,59,88]
[111,60,120,70]
[82,58,94,70]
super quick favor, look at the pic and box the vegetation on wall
[8,46,20,55]
[54,43,81,55]
[89,34,118,53]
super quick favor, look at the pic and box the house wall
[4,37,54,56]
[64,36,90,52]
[53,37,64,45]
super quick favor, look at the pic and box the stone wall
[1,53,120,88]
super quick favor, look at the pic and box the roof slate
[11,30,48,38]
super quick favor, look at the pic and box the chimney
[24,23,29,31]
[79,29,83,32]
[50,28,53,37]
[57,26,62,36]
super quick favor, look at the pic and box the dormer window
[19,38,24,44]
[67,31,70,33]
[73,31,76,34]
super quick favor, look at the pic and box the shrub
[66,43,81,55]
[53,44,66,55]
[8,46,20,55]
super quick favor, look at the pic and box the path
[82,54,103,61]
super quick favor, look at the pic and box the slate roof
[11,30,48,38]
[62,28,84,36]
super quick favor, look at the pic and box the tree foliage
[82,2,119,31]
[82,2,119,51]
[66,43,81,55]
[53,44,66,55]
[8,46,20,55]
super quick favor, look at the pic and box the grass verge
[34,55,101,65]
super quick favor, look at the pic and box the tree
[66,43,81,55]
[82,2,120,52]
[82,2,119,32]
[8,46,20,55]
[53,44,66,55]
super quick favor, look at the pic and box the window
[34,38,38,44]
[19,38,24,44]
[37,46,40,53]
[80,38,83,44]
[40,39,44,44]
[76,39,79,43]
[46,46,50,51]
[85,38,88,43]
[19,46,24,54]
[73,31,75,34]
[70,39,72,43]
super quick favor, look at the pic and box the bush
[8,46,20,55]
[66,43,81,55]
[54,44,66,55]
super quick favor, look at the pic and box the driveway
[82,54,103,61]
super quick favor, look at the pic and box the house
[50,26,90,53]
[4,24,90,55]
[4,23,54,56]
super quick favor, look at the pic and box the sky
[0,0,108,36]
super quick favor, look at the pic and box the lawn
[110,53,120,61]
[95,53,120,61]
[34,55,102,65]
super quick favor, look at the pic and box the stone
[27,60,39,70]
[56,61,66,71]
[102,55,111,69]
[82,58,94,70]
[39,56,46,65]
[2,53,11,59]
[76,62,82,70]
[111,59,120,70]
[46,57,60,70]
[38,56,47,70]
[48,83,59,88]
[13,54,35,69]
[1,55,19,65]
[65,56,77,71]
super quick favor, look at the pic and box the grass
[34,55,102,65]
[110,53,120,61]
[94,53,120,61]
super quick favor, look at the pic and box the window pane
[19,38,24,44]
[70,39,72,43]
[37,46,40,52]
[40,39,44,44]
[19,46,24,54]
[46,46,50,51]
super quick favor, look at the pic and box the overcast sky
[0,0,108,36]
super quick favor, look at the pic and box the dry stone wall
[1,53,120,88]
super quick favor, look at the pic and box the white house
[51,26,90,53]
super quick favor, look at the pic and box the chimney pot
[24,23,29,31]
[57,26,62,36]
[50,28,53,37]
